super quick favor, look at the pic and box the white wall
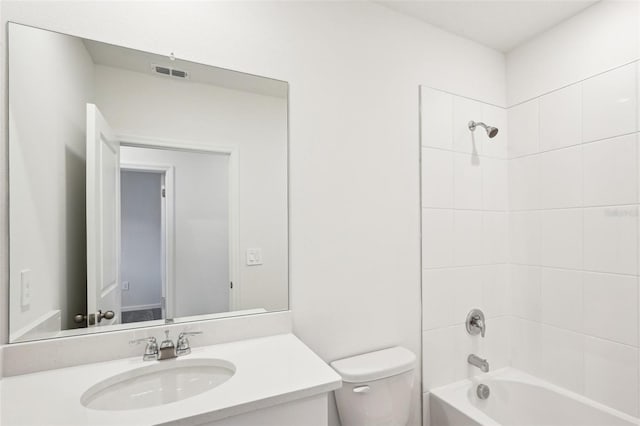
[506,1,640,417]
[8,23,94,337]
[120,170,163,311]
[507,0,640,106]
[420,87,509,405]
[120,146,230,317]
[0,2,507,423]
[95,65,288,313]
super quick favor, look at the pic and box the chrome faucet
[158,330,177,360]
[176,331,203,356]
[468,354,490,373]
[129,336,159,361]
[466,308,486,338]
[131,330,202,361]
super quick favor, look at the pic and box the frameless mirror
[8,23,289,342]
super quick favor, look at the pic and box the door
[86,104,121,327]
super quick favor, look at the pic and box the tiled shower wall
[421,60,640,418]
[509,61,640,417]
[420,87,509,397]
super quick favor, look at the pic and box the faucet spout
[468,354,489,373]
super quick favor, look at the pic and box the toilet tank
[331,346,416,426]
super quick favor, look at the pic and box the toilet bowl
[331,346,416,426]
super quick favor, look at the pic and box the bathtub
[429,368,639,426]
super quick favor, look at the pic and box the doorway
[120,166,172,323]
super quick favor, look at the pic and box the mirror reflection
[9,23,289,342]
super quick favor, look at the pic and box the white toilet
[331,346,416,426]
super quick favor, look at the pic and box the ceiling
[377,0,599,52]
[83,39,288,99]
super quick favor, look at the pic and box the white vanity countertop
[0,333,342,426]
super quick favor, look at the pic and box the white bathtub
[430,368,639,426]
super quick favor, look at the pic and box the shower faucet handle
[466,308,486,338]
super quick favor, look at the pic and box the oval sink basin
[81,358,235,411]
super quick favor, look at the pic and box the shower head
[468,121,499,138]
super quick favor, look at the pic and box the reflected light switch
[246,248,263,266]
[21,269,31,308]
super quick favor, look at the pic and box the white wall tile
[583,63,638,142]
[539,84,582,152]
[482,212,508,265]
[583,206,638,275]
[453,153,482,209]
[482,158,508,211]
[453,210,483,266]
[482,104,508,159]
[511,265,541,321]
[541,268,583,332]
[583,134,638,206]
[422,267,485,331]
[482,264,510,318]
[422,148,453,208]
[453,96,483,154]
[421,92,510,397]
[451,267,484,323]
[423,325,471,390]
[540,209,583,270]
[508,99,539,158]
[584,337,639,416]
[510,318,542,376]
[483,316,510,371]
[583,272,638,346]
[422,268,456,330]
[421,87,453,150]
[509,155,540,211]
[422,209,454,268]
[541,325,585,394]
[538,146,583,209]
[509,211,541,265]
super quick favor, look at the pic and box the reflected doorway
[120,168,168,324]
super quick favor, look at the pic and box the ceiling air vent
[151,63,189,80]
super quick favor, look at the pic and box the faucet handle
[176,331,202,356]
[130,337,159,361]
[466,309,486,338]
[178,331,202,339]
[130,336,157,345]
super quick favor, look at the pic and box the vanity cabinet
[197,395,328,426]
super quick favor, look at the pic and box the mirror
[8,23,289,342]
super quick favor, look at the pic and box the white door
[86,104,121,327]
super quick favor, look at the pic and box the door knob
[73,313,87,323]
[97,310,115,322]
[73,310,115,324]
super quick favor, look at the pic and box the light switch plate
[122,281,130,291]
[246,248,263,266]
[20,269,31,308]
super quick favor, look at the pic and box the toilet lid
[330,346,416,383]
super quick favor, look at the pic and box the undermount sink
[81,358,236,411]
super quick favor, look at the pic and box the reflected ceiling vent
[151,63,190,80]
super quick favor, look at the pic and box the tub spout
[468,354,489,373]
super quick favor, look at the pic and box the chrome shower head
[468,121,499,138]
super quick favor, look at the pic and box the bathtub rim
[429,367,640,426]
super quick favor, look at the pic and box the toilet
[331,346,416,426]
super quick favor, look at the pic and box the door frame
[120,163,174,319]
[118,134,241,312]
